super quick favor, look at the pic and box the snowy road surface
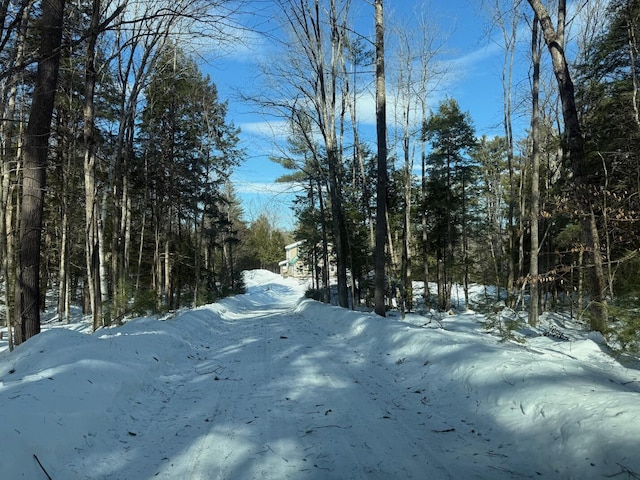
[1,269,639,479]
[86,278,485,479]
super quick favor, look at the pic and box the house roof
[285,240,305,250]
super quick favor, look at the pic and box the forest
[0,0,639,353]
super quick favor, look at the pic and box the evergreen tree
[139,44,242,309]
[576,0,640,299]
[422,98,476,310]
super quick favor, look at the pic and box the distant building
[279,240,310,278]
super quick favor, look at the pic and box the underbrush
[607,300,640,354]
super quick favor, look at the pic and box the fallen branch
[33,454,52,480]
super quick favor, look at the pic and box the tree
[472,136,508,298]
[422,98,476,310]
[14,0,66,344]
[528,11,542,326]
[527,0,608,332]
[486,0,523,307]
[245,214,287,272]
[576,0,640,301]
[387,8,443,315]
[271,114,333,301]
[251,0,352,308]
[374,0,387,316]
[0,0,32,351]
[139,45,242,310]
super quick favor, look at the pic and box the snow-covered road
[2,269,639,479]
[92,280,484,479]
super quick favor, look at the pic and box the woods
[1,0,250,349]
[1,0,640,352]
[258,0,640,344]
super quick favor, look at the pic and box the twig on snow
[33,454,52,480]
[607,463,640,479]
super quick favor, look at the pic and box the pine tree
[422,98,476,310]
[139,44,242,309]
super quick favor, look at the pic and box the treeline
[261,0,639,343]
[0,0,290,350]
[2,0,640,352]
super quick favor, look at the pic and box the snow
[1,269,639,479]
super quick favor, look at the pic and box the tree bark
[325,0,349,308]
[527,0,608,331]
[84,0,103,330]
[528,13,541,327]
[374,0,387,317]
[15,0,66,344]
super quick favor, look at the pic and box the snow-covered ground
[1,269,639,479]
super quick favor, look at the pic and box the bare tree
[528,11,542,326]
[0,0,33,350]
[255,0,351,308]
[526,0,608,332]
[486,0,522,306]
[388,7,445,314]
[373,0,387,316]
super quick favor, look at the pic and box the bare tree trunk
[99,190,108,304]
[15,0,66,344]
[397,34,413,316]
[528,13,542,326]
[402,151,412,314]
[0,137,14,347]
[57,159,69,323]
[325,0,349,309]
[420,102,430,305]
[501,7,518,308]
[1,0,34,350]
[462,174,469,309]
[84,0,103,331]
[599,154,614,297]
[527,0,608,332]
[135,208,146,291]
[627,7,640,131]
[318,179,330,304]
[193,211,203,306]
[374,0,387,317]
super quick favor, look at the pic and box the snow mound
[1,270,639,479]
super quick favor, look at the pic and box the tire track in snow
[102,295,521,479]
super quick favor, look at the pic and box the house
[279,240,310,278]
[279,240,338,281]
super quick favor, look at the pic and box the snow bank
[1,270,639,479]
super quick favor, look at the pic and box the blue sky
[201,0,534,231]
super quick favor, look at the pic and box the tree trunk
[0,20,27,349]
[527,0,608,332]
[318,178,330,304]
[84,0,102,331]
[462,173,469,309]
[325,0,348,309]
[421,111,430,305]
[499,0,519,308]
[528,13,542,327]
[57,162,69,323]
[374,0,387,317]
[15,0,66,344]
[401,84,412,316]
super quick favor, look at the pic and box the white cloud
[240,120,290,139]
[234,180,304,196]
